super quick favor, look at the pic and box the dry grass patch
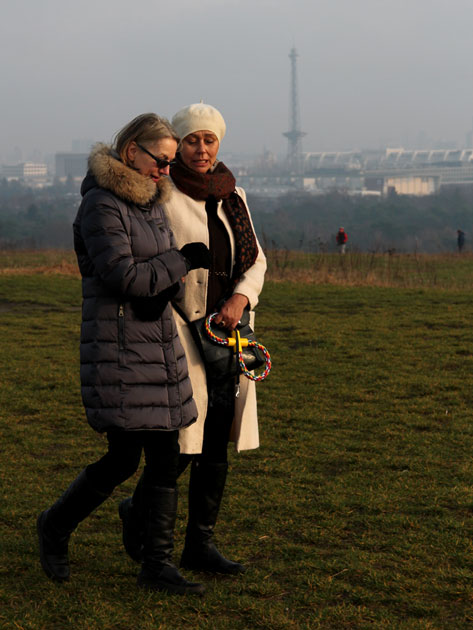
[0,250,79,276]
[2,249,473,290]
[265,249,473,289]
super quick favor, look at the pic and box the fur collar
[87,143,171,205]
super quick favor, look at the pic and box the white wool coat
[163,180,267,454]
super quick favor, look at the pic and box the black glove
[180,242,211,271]
[131,283,180,321]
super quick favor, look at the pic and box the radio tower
[283,47,306,172]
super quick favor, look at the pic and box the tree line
[248,187,473,253]
[0,179,79,249]
[1,178,473,253]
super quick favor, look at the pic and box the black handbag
[175,305,266,381]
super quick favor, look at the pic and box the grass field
[1,252,473,629]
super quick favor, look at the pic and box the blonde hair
[114,113,179,165]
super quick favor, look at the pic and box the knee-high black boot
[118,474,144,563]
[180,460,246,575]
[119,455,193,564]
[137,485,205,595]
[37,469,110,581]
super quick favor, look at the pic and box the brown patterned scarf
[170,156,259,284]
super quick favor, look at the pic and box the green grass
[2,260,473,628]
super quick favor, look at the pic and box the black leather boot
[37,470,110,581]
[180,460,246,575]
[119,455,193,564]
[118,474,144,564]
[137,485,205,595]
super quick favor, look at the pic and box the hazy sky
[2,0,473,161]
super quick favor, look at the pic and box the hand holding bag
[174,305,266,382]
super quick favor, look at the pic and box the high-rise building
[55,153,88,178]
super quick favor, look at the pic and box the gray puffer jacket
[73,143,197,433]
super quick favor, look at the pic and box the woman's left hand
[214,293,249,330]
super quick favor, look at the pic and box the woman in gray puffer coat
[37,113,210,595]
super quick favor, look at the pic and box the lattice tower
[283,47,306,170]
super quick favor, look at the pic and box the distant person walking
[457,229,465,253]
[37,113,211,595]
[336,227,348,254]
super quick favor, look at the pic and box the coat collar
[85,143,171,206]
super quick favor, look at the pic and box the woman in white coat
[120,103,266,575]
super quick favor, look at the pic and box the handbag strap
[172,301,190,325]
[172,301,210,361]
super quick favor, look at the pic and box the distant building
[363,148,473,195]
[2,162,48,180]
[298,147,473,196]
[55,153,88,178]
[382,175,438,196]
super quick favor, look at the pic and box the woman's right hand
[213,293,249,330]
[180,242,211,271]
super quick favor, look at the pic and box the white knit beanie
[172,103,226,143]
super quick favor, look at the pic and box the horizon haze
[2,0,473,163]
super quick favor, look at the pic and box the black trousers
[86,429,180,494]
[86,379,236,494]
[182,378,236,468]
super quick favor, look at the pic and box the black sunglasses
[136,143,175,169]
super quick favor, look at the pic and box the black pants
[181,378,236,469]
[87,379,236,494]
[86,430,180,494]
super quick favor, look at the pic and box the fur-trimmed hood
[81,143,171,206]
